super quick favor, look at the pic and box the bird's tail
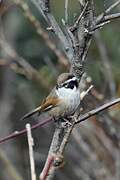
[20,106,41,120]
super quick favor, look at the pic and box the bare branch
[40,154,55,180]
[12,0,68,66]
[40,122,65,180]
[96,0,120,23]
[31,0,74,64]
[78,0,85,6]
[0,118,53,144]
[26,124,36,180]
[104,12,120,21]
[90,20,110,32]
[76,98,120,124]
[105,0,120,14]
[70,1,89,32]
[50,97,120,176]
[94,13,120,30]
[65,0,69,23]
[71,0,94,78]
[80,85,93,100]
[58,121,75,155]
[44,0,50,12]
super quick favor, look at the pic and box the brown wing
[40,88,61,112]
[21,88,60,120]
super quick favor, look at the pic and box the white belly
[65,90,80,115]
[56,86,80,116]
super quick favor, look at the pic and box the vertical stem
[40,122,65,180]
[65,0,69,23]
[26,124,36,180]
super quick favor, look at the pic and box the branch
[70,1,89,32]
[48,97,120,178]
[30,0,95,79]
[76,98,120,124]
[90,12,120,35]
[40,121,65,180]
[0,118,53,144]
[105,0,120,14]
[26,124,36,180]
[42,122,75,180]
[12,0,68,66]
[71,0,94,78]
[31,0,74,65]
[96,0,120,23]
[65,0,69,23]
[43,97,120,179]
[41,96,120,179]
[104,12,120,21]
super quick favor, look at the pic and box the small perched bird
[21,73,80,121]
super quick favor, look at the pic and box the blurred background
[0,0,120,179]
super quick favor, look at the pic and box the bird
[21,73,80,121]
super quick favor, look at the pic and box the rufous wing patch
[40,97,61,112]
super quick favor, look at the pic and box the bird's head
[56,73,79,91]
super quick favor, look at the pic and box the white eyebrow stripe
[65,77,77,83]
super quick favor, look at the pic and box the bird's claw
[61,119,72,128]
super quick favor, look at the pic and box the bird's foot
[61,117,72,128]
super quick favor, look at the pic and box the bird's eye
[63,80,78,89]
[62,80,78,89]
[67,81,75,89]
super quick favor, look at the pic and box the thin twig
[70,1,88,32]
[80,85,93,100]
[76,98,120,124]
[0,118,53,144]
[26,124,36,180]
[12,0,68,66]
[65,0,69,23]
[96,0,120,24]
[96,0,120,23]
[90,20,110,32]
[104,12,120,21]
[30,0,74,66]
[105,0,120,14]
